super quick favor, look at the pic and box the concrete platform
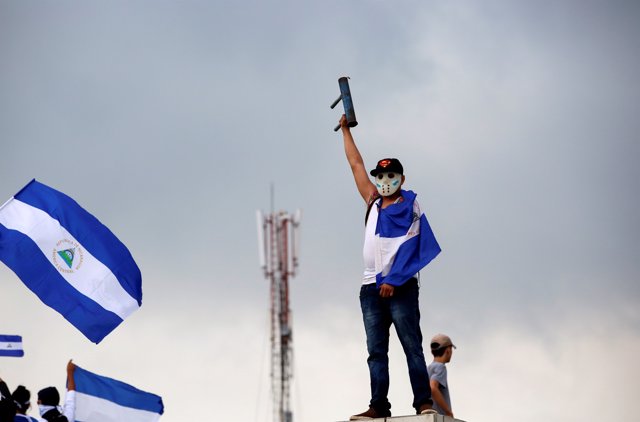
[338,414,465,422]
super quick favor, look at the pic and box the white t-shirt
[362,199,379,285]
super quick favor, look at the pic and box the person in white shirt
[37,361,76,422]
[339,115,441,420]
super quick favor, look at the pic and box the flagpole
[0,196,14,213]
[0,179,36,213]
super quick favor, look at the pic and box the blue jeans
[359,278,432,413]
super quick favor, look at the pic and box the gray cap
[430,333,456,351]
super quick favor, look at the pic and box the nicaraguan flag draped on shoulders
[0,179,142,343]
[0,334,24,357]
[73,365,164,422]
[374,189,441,287]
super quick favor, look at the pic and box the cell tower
[256,205,301,422]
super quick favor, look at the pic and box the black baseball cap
[370,158,404,176]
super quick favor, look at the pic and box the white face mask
[39,405,54,416]
[39,404,61,417]
[375,172,402,196]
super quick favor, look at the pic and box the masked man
[339,115,441,420]
[37,360,76,422]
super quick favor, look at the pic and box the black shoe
[350,407,391,420]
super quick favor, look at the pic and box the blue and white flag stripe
[374,190,441,287]
[0,334,24,357]
[0,180,142,343]
[74,366,164,422]
[1,200,138,318]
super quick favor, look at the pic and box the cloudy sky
[1,1,639,421]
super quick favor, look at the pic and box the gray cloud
[1,1,639,421]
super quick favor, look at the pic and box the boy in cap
[428,333,456,417]
[339,115,441,420]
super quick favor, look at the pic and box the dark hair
[37,386,60,406]
[12,385,31,412]
[430,342,450,357]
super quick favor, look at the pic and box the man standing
[339,115,441,420]
[428,334,456,417]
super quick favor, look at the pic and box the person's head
[370,158,405,197]
[430,333,456,363]
[37,387,60,407]
[12,385,31,414]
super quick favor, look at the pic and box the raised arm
[64,360,76,422]
[340,115,377,204]
[66,359,76,391]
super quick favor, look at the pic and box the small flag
[73,365,164,422]
[374,190,441,286]
[0,180,142,343]
[0,334,24,357]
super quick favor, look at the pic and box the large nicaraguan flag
[0,180,142,343]
[74,365,164,422]
[374,189,441,287]
[0,334,24,357]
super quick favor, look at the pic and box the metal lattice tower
[257,207,301,422]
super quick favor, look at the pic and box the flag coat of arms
[73,365,164,422]
[0,180,142,343]
[0,334,24,357]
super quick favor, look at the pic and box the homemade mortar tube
[331,76,358,131]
